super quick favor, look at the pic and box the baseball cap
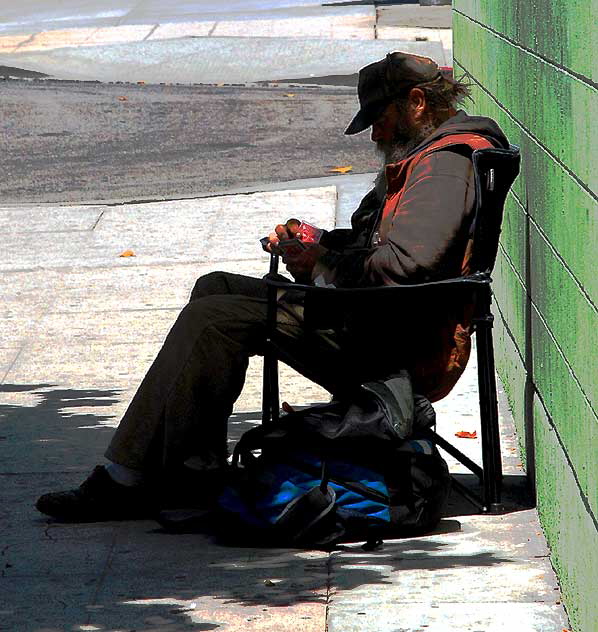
[345,52,445,135]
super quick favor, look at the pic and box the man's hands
[263,218,326,283]
[264,218,302,251]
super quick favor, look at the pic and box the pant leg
[105,273,282,472]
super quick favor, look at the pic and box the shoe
[36,466,157,522]
[158,465,232,510]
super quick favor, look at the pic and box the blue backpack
[218,374,451,548]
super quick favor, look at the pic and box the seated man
[36,52,509,521]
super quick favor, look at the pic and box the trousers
[104,271,345,474]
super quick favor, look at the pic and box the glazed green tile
[494,311,529,464]
[531,308,598,516]
[524,142,597,304]
[500,193,527,281]
[493,247,527,353]
[530,225,598,411]
[454,0,596,83]
[533,396,598,632]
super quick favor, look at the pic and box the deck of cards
[261,221,324,257]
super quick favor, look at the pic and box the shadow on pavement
[0,383,122,475]
[444,472,534,517]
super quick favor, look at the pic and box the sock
[105,462,144,487]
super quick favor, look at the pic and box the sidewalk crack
[91,209,105,230]
[144,24,159,41]
[324,552,334,631]
[86,527,119,623]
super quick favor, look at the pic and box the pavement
[0,3,571,632]
[0,3,452,82]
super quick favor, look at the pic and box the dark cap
[345,52,443,135]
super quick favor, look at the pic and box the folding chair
[261,145,521,513]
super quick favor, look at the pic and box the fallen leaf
[283,93,295,98]
[455,430,477,439]
[329,165,353,174]
[118,96,128,101]
[119,249,136,257]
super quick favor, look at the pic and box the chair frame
[261,145,520,514]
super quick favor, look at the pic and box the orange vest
[381,133,494,401]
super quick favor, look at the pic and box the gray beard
[373,123,436,203]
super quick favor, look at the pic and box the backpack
[217,372,451,548]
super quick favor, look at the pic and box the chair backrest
[468,145,521,275]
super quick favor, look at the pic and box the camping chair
[261,145,521,513]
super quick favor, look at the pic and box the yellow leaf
[119,249,136,257]
[329,165,353,174]
[283,93,295,98]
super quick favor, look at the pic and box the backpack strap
[232,425,269,467]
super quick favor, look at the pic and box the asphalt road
[0,79,379,204]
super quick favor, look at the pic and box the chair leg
[262,254,280,426]
[476,321,504,512]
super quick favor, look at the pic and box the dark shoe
[156,508,215,533]
[158,465,231,510]
[36,466,157,522]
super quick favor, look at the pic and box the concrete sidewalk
[0,175,570,631]
[0,3,452,82]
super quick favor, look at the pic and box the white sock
[105,462,144,487]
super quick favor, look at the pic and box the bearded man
[36,52,510,522]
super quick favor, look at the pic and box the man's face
[371,102,421,162]
[371,103,402,151]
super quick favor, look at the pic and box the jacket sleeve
[317,149,476,287]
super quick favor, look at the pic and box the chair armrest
[264,271,491,296]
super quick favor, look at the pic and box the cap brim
[344,100,389,135]
[344,110,369,135]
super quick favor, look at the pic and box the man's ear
[408,87,427,121]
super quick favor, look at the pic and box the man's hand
[262,218,326,283]
[263,218,302,253]
[283,244,326,283]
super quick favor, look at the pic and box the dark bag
[218,372,451,548]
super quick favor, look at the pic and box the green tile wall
[453,2,598,630]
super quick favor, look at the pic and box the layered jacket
[316,111,509,401]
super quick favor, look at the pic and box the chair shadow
[444,472,534,517]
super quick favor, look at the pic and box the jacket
[316,111,509,401]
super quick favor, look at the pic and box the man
[36,52,509,521]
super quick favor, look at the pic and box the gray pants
[105,271,342,474]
